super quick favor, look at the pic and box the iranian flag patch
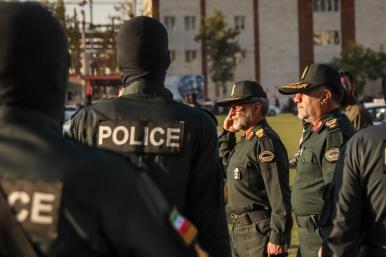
[169,208,198,245]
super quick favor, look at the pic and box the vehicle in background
[268,105,281,116]
[364,101,386,125]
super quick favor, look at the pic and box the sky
[63,0,143,25]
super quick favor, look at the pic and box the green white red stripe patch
[169,208,197,245]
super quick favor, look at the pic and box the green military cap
[278,63,341,95]
[216,80,267,107]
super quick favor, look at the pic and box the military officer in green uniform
[217,81,292,257]
[278,64,356,257]
[319,75,386,257]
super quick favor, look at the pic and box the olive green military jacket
[218,119,292,245]
[292,109,356,217]
[344,101,373,130]
[322,123,386,257]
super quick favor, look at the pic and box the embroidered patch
[169,208,197,246]
[258,151,275,163]
[312,120,324,133]
[282,82,310,89]
[255,129,265,138]
[324,147,340,162]
[325,118,338,129]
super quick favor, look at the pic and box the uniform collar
[311,108,341,133]
[242,119,268,140]
[121,79,173,99]
[0,106,61,133]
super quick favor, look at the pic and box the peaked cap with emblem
[216,80,267,106]
[278,64,341,95]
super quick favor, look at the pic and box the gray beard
[232,107,253,131]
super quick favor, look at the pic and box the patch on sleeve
[255,128,266,139]
[1,179,62,241]
[325,118,338,130]
[97,120,184,154]
[169,207,197,246]
[324,147,340,162]
[258,150,275,163]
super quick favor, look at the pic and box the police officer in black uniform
[0,3,199,256]
[217,81,292,257]
[70,16,230,257]
[320,76,386,257]
[278,64,356,257]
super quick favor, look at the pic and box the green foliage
[331,43,386,94]
[195,9,244,95]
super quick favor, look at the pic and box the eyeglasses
[230,103,254,112]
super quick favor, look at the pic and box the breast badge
[324,147,340,162]
[258,151,275,163]
[233,168,241,180]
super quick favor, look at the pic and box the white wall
[259,0,299,104]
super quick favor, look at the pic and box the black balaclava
[118,16,171,87]
[0,2,68,127]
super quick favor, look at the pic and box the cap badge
[301,65,309,80]
[255,128,266,138]
[258,151,275,163]
[324,147,340,162]
[231,84,236,96]
[325,118,338,129]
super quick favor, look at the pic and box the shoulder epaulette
[255,128,266,140]
[325,118,340,131]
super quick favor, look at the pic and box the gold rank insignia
[258,151,275,163]
[255,128,265,138]
[325,118,338,129]
[301,65,309,80]
[324,147,340,162]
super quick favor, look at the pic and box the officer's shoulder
[254,127,277,142]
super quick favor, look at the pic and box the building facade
[142,0,386,103]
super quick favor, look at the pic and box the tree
[195,9,244,96]
[331,43,386,94]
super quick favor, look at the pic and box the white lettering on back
[30,192,55,225]
[166,128,181,147]
[98,126,112,145]
[150,127,165,146]
[8,191,30,222]
[112,126,129,145]
[130,126,142,145]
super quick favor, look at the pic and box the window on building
[320,0,326,11]
[164,16,176,31]
[314,0,320,11]
[234,16,246,30]
[313,31,340,45]
[170,50,176,62]
[185,50,197,63]
[334,0,339,11]
[184,16,196,31]
[313,0,339,12]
